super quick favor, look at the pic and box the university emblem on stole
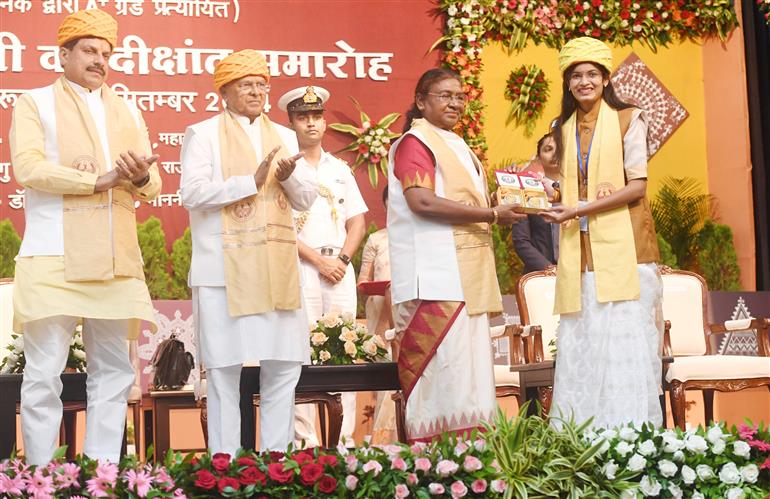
[228,198,256,222]
[275,191,289,212]
[71,155,99,174]
[596,182,616,199]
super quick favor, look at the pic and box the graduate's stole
[555,100,639,314]
[55,76,145,282]
[218,111,301,317]
[409,119,502,316]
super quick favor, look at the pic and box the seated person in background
[511,133,561,274]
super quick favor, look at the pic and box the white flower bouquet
[309,311,389,365]
[0,325,87,374]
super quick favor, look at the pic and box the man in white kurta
[180,50,317,455]
[9,9,161,465]
[276,86,368,448]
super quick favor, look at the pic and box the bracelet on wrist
[132,174,150,187]
[491,208,499,225]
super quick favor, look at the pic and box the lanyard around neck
[575,125,594,181]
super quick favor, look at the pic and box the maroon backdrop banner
[0,0,442,244]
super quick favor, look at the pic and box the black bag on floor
[150,334,194,390]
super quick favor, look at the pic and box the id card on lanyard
[576,128,593,232]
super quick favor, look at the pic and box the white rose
[447,5,457,16]
[341,311,355,323]
[639,475,661,497]
[615,441,634,457]
[680,465,696,485]
[718,462,741,485]
[712,438,726,455]
[591,437,610,455]
[12,335,24,351]
[311,332,328,346]
[620,489,638,499]
[662,433,685,453]
[340,329,358,342]
[684,434,708,454]
[376,128,384,136]
[667,483,683,499]
[363,339,378,357]
[344,341,357,357]
[601,429,617,441]
[371,139,382,148]
[672,450,684,462]
[657,459,677,478]
[732,441,751,459]
[739,464,759,483]
[363,135,372,144]
[706,425,725,443]
[692,492,705,499]
[602,460,618,480]
[319,350,331,362]
[696,464,715,481]
[637,440,657,457]
[619,427,639,442]
[627,454,647,472]
[725,487,745,499]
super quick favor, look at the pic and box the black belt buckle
[320,247,334,256]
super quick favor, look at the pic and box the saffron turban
[57,9,118,48]
[213,49,270,91]
[558,37,613,74]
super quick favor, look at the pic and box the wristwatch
[338,253,351,265]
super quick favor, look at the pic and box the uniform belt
[319,247,340,257]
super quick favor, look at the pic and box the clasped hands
[254,146,304,190]
[95,150,159,192]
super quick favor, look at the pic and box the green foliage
[0,220,21,278]
[137,216,173,299]
[169,228,192,299]
[493,223,523,295]
[656,233,678,269]
[696,220,741,291]
[483,404,638,498]
[651,177,712,271]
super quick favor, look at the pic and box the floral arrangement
[504,65,549,136]
[0,326,86,374]
[435,0,740,162]
[0,449,188,498]
[309,311,389,365]
[758,0,770,24]
[329,98,401,187]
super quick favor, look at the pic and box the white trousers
[295,260,357,447]
[21,316,134,465]
[207,360,302,455]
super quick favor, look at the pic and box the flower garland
[309,311,389,365]
[504,64,549,136]
[436,0,740,162]
[329,98,401,187]
[758,0,770,24]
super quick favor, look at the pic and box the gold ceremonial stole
[555,100,639,315]
[55,77,146,282]
[218,111,301,317]
[409,119,502,316]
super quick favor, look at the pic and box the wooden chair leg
[326,395,343,448]
[62,410,78,461]
[199,398,208,449]
[317,402,328,448]
[670,381,687,430]
[132,402,142,454]
[392,392,407,443]
[702,389,715,425]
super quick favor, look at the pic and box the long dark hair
[552,62,631,164]
[402,68,462,133]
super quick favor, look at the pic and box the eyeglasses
[425,92,468,105]
[236,82,271,94]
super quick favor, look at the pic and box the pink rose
[473,439,486,452]
[395,483,410,498]
[410,442,427,455]
[490,479,508,493]
[362,460,383,476]
[454,442,469,456]
[428,483,445,495]
[407,473,418,485]
[435,459,459,477]
[450,480,468,498]
[463,455,483,472]
[345,475,358,490]
[391,458,407,471]
[414,458,432,473]
[471,479,488,493]
[345,455,358,473]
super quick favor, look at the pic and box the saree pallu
[394,299,496,442]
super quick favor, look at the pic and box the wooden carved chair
[660,266,770,429]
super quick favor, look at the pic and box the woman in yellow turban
[540,37,663,428]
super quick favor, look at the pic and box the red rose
[267,462,294,484]
[574,3,583,12]
[267,451,285,462]
[620,9,630,19]
[292,452,314,466]
[591,0,601,7]
[239,466,267,486]
[237,456,257,468]
[358,143,369,154]
[318,475,338,494]
[318,455,338,468]
[591,27,601,37]
[218,476,240,494]
[194,469,217,490]
[211,452,231,473]
[299,463,324,485]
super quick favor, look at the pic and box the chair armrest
[708,318,770,357]
[662,320,673,357]
[490,325,507,339]
[523,325,545,363]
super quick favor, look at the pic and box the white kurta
[180,112,317,369]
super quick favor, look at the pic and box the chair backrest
[515,269,559,360]
[660,267,709,356]
[0,279,14,360]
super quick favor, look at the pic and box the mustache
[87,65,105,76]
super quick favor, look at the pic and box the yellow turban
[213,49,270,91]
[558,37,612,74]
[57,9,118,48]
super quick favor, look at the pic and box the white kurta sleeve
[280,162,318,211]
[623,109,649,181]
[180,127,258,211]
